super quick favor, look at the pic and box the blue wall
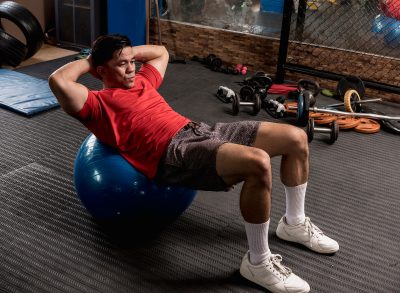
[107,0,146,45]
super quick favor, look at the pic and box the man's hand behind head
[87,55,102,80]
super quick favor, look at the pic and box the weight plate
[365,109,400,135]
[343,89,361,113]
[309,112,337,124]
[329,120,339,144]
[252,94,261,115]
[336,75,365,101]
[296,92,310,127]
[232,93,240,115]
[381,119,400,134]
[240,85,254,102]
[336,116,361,129]
[284,101,297,115]
[354,118,381,134]
[306,118,315,143]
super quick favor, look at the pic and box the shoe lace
[269,254,292,279]
[304,217,324,247]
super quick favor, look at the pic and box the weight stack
[260,0,284,13]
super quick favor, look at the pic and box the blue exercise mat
[0,69,59,116]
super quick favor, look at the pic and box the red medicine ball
[380,0,400,20]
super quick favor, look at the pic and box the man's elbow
[48,71,61,93]
[161,46,169,61]
[48,72,68,108]
[161,45,168,55]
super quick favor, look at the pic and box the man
[49,34,339,293]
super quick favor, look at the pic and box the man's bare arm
[133,45,169,78]
[48,58,92,114]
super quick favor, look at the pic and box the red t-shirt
[73,63,190,179]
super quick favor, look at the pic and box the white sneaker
[240,251,310,293]
[276,216,339,254]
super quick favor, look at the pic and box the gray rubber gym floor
[0,55,399,293]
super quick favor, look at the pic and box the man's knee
[287,126,309,157]
[246,148,272,185]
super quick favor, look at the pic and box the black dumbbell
[306,118,339,144]
[232,87,261,115]
[244,72,273,90]
[205,54,223,71]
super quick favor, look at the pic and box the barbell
[292,91,400,127]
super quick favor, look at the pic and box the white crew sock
[244,220,271,265]
[284,182,307,225]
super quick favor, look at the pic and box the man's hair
[91,34,132,67]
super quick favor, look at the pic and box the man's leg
[252,122,308,226]
[252,122,339,254]
[215,124,310,293]
[215,122,339,292]
[220,122,309,227]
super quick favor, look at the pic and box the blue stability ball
[73,134,196,224]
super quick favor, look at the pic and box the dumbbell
[205,54,222,71]
[306,118,339,144]
[244,72,273,90]
[232,86,261,115]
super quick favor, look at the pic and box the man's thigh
[155,121,261,191]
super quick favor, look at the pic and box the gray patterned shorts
[154,120,261,191]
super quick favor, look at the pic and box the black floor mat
[0,56,398,292]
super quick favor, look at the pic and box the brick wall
[150,19,400,102]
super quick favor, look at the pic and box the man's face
[99,46,136,89]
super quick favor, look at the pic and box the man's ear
[97,66,105,77]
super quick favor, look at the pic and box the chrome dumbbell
[306,118,339,144]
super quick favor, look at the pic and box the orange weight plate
[336,116,361,130]
[354,118,381,134]
[284,101,297,115]
[309,112,337,124]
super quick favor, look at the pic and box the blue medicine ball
[74,134,196,226]
[371,14,395,34]
[383,18,400,47]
